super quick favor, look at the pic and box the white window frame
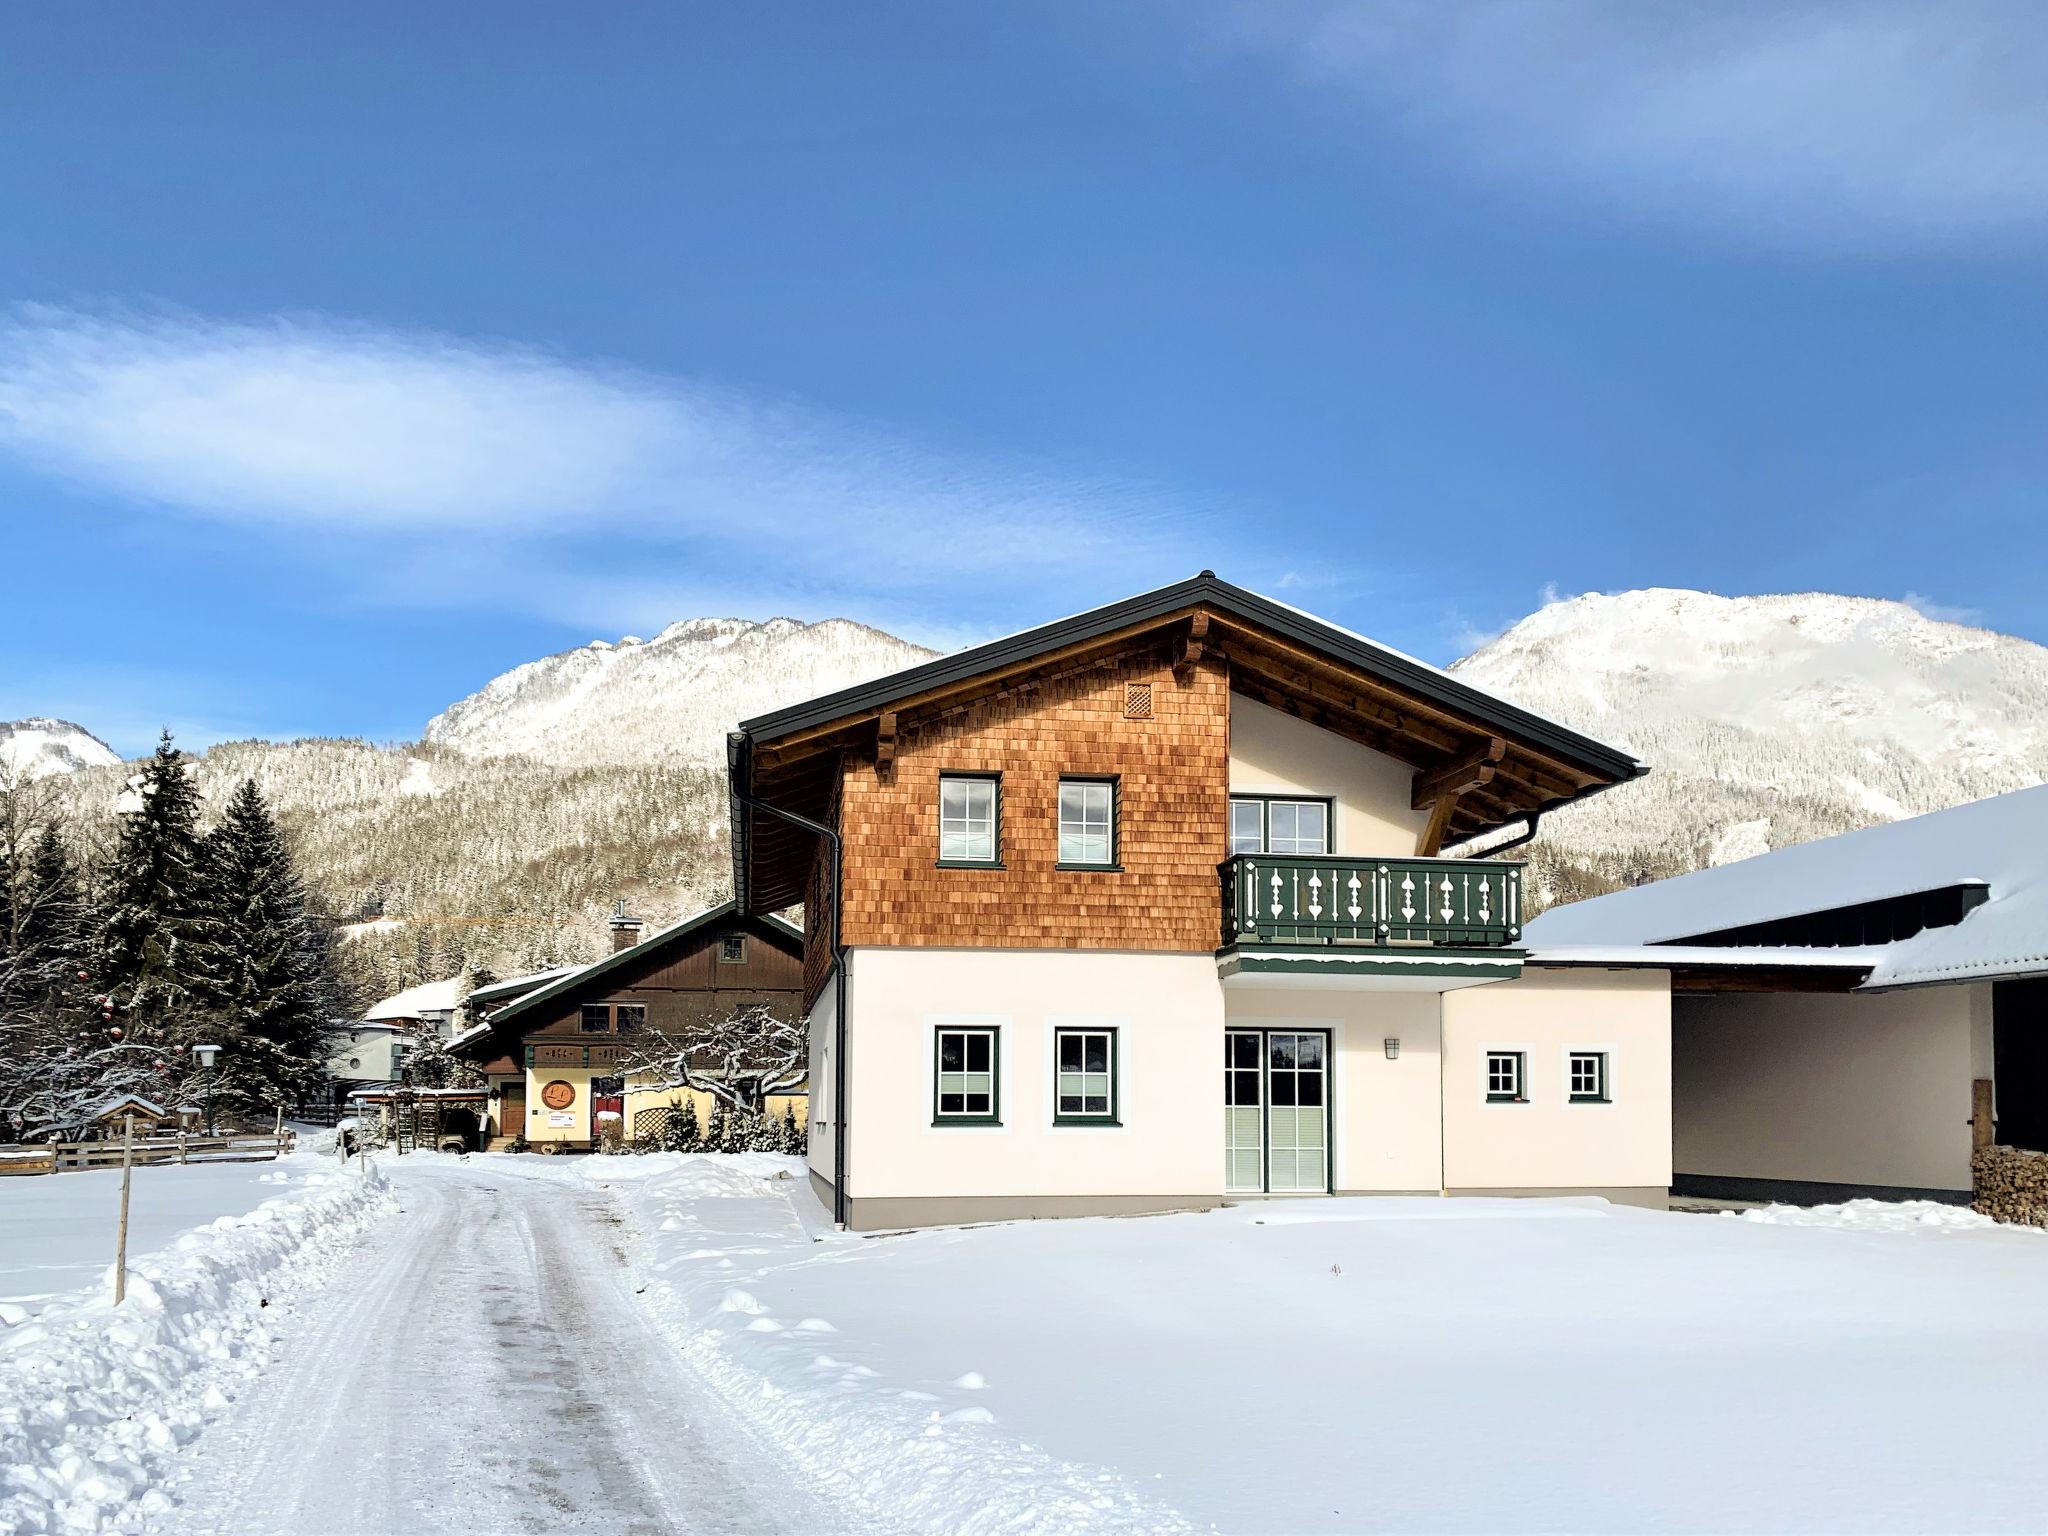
[1228,794,1334,856]
[1057,778,1118,868]
[1564,1046,1615,1106]
[938,774,1000,865]
[1482,1046,1530,1105]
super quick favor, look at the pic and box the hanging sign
[540,1079,577,1110]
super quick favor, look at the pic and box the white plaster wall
[806,981,839,1184]
[1223,987,1443,1192]
[522,1065,596,1143]
[1441,968,1672,1191]
[843,948,1224,1200]
[1228,695,1431,857]
[1673,983,1988,1193]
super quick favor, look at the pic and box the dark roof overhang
[729,572,1648,915]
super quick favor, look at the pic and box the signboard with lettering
[540,1079,577,1110]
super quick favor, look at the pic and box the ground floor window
[1054,1028,1118,1123]
[1485,1050,1526,1104]
[934,1027,999,1124]
[1568,1051,1610,1104]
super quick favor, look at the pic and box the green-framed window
[938,773,1002,867]
[1053,1027,1119,1125]
[1057,777,1119,869]
[1484,1050,1526,1104]
[1568,1050,1610,1104]
[934,1026,1000,1125]
[1229,795,1332,856]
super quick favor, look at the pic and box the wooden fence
[0,1130,296,1175]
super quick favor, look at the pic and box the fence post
[114,1113,135,1304]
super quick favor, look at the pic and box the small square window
[1485,1051,1526,1103]
[614,1004,646,1033]
[938,775,1000,865]
[719,934,747,964]
[934,1027,1000,1123]
[1569,1051,1610,1103]
[1058,778,1117,867]
[1054,1028,1118,1123]
[578,1004,613,1035]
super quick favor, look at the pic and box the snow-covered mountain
[1449,589,2048,898]
[424,617,936,766]
[0,718,122,780]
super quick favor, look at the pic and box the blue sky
[3,2,2046,754]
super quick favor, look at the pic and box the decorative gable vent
[1123,682,1154,720]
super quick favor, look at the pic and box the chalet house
[1526,786,2048,1205]
[728,572,1678,1231]
[452,902,805,1148]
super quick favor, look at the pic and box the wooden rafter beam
[1411,737,1507,810]
[1416,794,1461,858]
[875,711,897,774]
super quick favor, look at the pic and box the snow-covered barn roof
[1525,785,2048,990]
[363,977,461,1022]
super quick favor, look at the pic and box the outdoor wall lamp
[1384,1038,1401,1060]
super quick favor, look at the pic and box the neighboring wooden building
[729,571,1671,1231]
[452,902,806,1149]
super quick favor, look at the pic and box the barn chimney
[609,899,644,952]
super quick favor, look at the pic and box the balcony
[1220,854,1524,950]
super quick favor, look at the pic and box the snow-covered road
[158,1158,846,1536]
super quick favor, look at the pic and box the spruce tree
[779,1101,803,1156]
[99,732,208,1066]
[704,1094,729,1155]
[674,1096,702,1152]
[190,778,346,1116]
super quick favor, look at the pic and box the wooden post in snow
[1972,1078,1996,1149]
[114,1111,135,1305]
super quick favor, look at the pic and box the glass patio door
[1225,1031,1264,1194]
[1265,1033,1328,1193]
[1223,1029,1329,1194]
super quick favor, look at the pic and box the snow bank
[589,1155,1192,1534]
[0,1146,397,1535]
[1732,1197,2021,1233]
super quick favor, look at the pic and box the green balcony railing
[1221,854,1523,949]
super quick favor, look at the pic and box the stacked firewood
[1972,1145,2048,1228]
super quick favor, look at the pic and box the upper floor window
[939,773,1001,866]
[1058,778,1118,868]
[1229,796,1330,856]
[719,934,747,964]
[579,1002,647,1034]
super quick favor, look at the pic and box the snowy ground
[9,1150,2047,1534]
[601,1161,2048,1535]
[0,1162,317,1320]
[0,1136,395,1534]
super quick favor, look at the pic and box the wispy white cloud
[0,304,1210,631]
[1204,1,2048,252]
[1901,591,1983,626]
